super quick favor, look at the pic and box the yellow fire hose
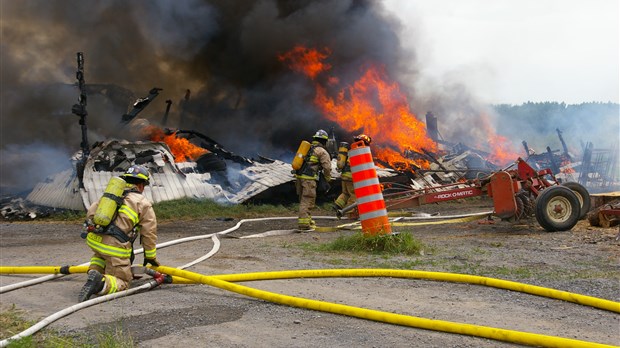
[314,212,491,232]
[156,266,618,348]
[0,266,89,275]
[2,266,617,313]
[2,265,617,347]
[200,269,619,313]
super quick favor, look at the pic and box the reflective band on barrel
[350,162,375,172]
[360,209,389,220]
[349,148,372,162]
[356,193,385,205]
[352,177,381,191]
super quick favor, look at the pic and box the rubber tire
[517,193,534,218]
[534,186,580,232]
[561,182,591,220]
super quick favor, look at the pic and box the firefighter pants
[86,233,133,294]
[296,178,317,226]
[335,179,358,219]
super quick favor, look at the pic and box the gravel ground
[1,199,619,347]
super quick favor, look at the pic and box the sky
[382,0,619,105]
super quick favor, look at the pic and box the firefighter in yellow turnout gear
[294,129,332,230]
[78,164,159,302]
[334,134,372,219]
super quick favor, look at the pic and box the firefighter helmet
[313,129,329,140]
[354,134,372,145]
[122,164,150,185]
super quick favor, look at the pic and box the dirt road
[1,200,619,347]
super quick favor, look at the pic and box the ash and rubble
[16,134,399,216]
[4,95,618,221]
[5,109,618,220]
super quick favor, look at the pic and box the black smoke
[1,0,419,193]
[3,1,610,195]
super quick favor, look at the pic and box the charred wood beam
[556,128,572,161]
[546,146,560,174]
[121,87,162,124]
[420,148,448,171]
[71,52,89,189]
[162,99,172,126]
[579,142,594,186]
[522,140,530,158]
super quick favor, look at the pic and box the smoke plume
[2,1,613,194]
[0,0,411,192]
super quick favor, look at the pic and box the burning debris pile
[12,46,618,218]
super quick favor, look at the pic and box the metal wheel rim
[545,196,573,223]
[573,192,584,210]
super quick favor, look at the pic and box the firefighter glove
[143,258,160,267]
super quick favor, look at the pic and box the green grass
[36,198,307,222]
[38,209,84,223]
[298,231,433,269]
[313,232,427,256]
[0,305,134,347]
[153,198,298,220]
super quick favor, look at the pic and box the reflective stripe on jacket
[87,187,158,258]
[86,232,132,258]
[295,141,332,181]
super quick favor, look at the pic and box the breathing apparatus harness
[295,143,319,179]
[82,186,141,261]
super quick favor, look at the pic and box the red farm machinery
[340,158,591,232]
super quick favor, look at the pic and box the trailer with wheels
[338,158,590,232]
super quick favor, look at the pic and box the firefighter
[334,134,372,219]
[294,129,332,230]
[78,164,159,302]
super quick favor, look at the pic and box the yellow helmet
[354,134,372,145]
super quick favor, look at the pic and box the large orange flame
[476,112,520,166]
[144,126,207,162]
[278,45,332,80]
[281,45,436,170]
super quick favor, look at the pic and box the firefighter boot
[78,269,105,302]
[298,217,314,231]
[298,224,313,231]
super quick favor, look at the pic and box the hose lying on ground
[156,265,619,348]
[0,234,222,347]
[0,279,159,347]
[4,267,616,313]
[3,264,618,347]
[2,216,617,347]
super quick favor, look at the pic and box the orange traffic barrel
[349,141,392,235]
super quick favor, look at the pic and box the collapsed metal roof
[25,140,281,209]
[25,138,400,211]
